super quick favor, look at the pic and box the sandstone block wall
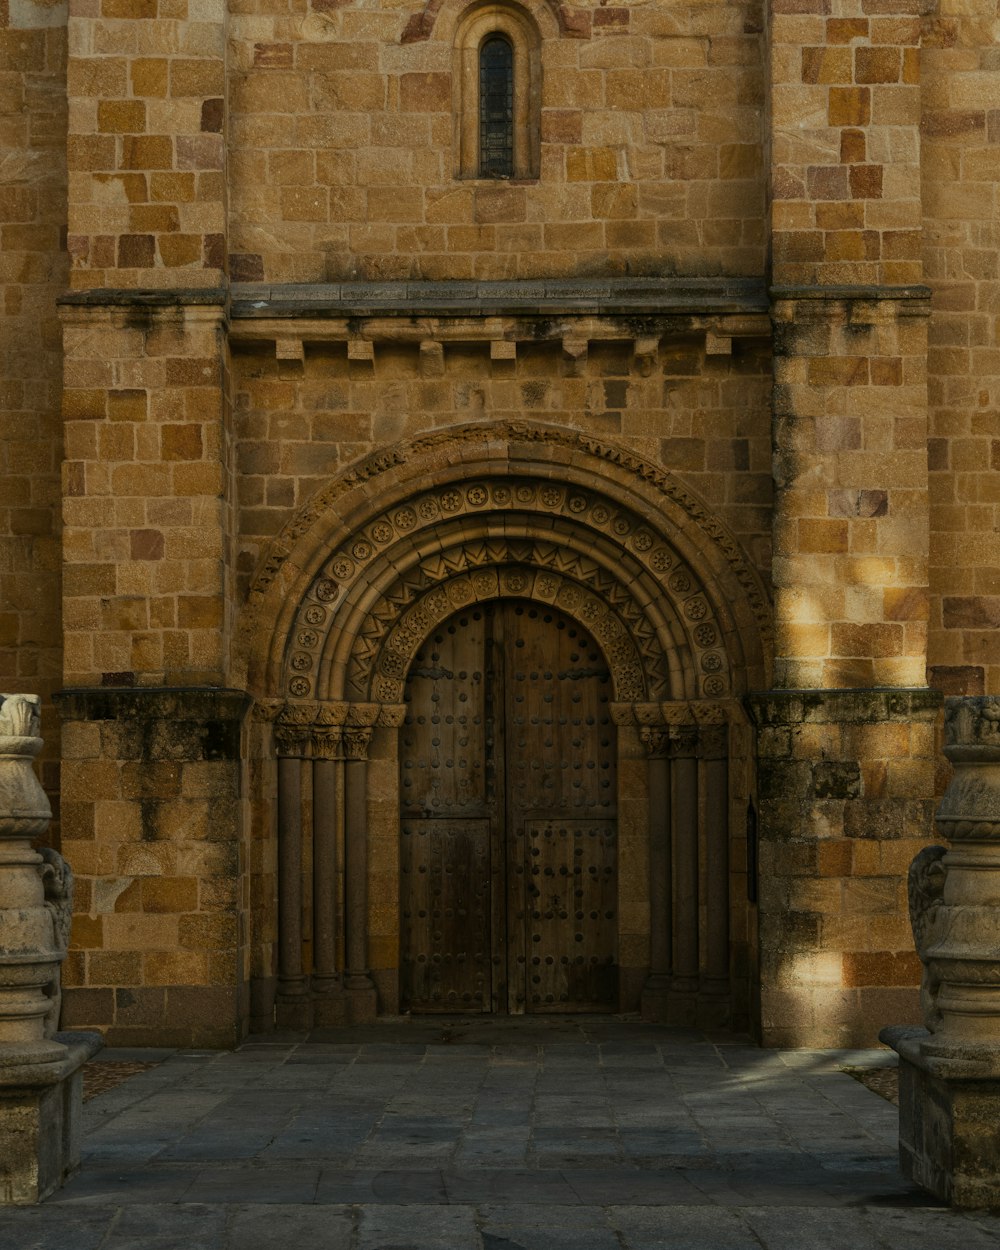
[231,334,774,605]
[227,0,766,282]
[56,689,250,1047]
[59,298,238,689]
[922,8,1000,700]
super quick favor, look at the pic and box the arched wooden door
[399,599,618,1014]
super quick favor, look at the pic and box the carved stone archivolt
[240,422,772,704]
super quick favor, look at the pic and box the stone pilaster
[66,0,227,291]
[54,688,250,1047]
[750,688,940,1047]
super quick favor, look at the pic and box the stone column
[640,725,671,1021]
[882,697,1000,1207]
[0,694,101,1205]
[311,716,346,1026]
[701,720,730,1014]
[343,706,379,1024]
[274,710,311,1029]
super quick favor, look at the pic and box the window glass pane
[480,35,513,178]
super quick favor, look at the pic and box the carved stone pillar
[0,694,101,1204]
[311,715,346,1026]
[640,725,671,1021]
[343,706,378,1023]
[882,696,1000,1207]
[274,709,311,1028]
[669,723,700,1022]
[700,720,730,1016]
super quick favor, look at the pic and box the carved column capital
[640,726,670,759]
[343,727,373,761]
[311,726,344,761]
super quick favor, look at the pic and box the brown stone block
[117,234,155,267]
[772,230,823,261]
[100,597,148,632]
[826,17,868,41]
[63,389,107,420]
[398,72,450,111]
[151,172,195,202]
[831,621,904,658]
[829,86,870,126]
[121,135,173,170]
[566,146,618,181]
[67,135,116,171]
[173,462,223,496]
[176,135,224,172]
[801,47,851,83]
[61,988,114,1029]
[70,914,104,951]
[591,182,637,218]
[143,951,208,987]
[822,657,875,687]
[883,586,929,622]
[131,57,168,97]
[943,597,1000,629]
[111,987,166,1029]
[170,58,224,97]
[98,100,147,134]
[825,229,879,260]
[64,563,117,596]
[855,47,900,84]
[158,234,202,267]
[542,110,582,143]
[816,839,853,876]
[368,186,424,222]
[164,986,238,1046]
[104,913,180,951]
[842,949,921,987]
[848,164,883,198]
[177,595,223,629]
[142,876,199,913]
[807,355,868,386]
[928,665,984,696]
[279,186,329,223]
[161,424,204,461]
[178,912,237,950]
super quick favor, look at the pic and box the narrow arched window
[479,35,514,178]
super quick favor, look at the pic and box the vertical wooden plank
[503,601,617,1013]
[399,609,492,1012]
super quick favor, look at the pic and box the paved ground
[6,1017,1000,1250]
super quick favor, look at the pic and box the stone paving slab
[5,1019,1000,1249]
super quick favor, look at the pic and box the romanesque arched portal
[241,422,771,1028]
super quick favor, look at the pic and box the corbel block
[633,336,659,376]
[419,339,444,377]
[705,331,732,356]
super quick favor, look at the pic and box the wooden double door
[399,599,618,1014]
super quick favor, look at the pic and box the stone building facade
[0,0,994,1047]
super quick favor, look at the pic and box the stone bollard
[881,695,1000,1207]
[0,694,101,1204]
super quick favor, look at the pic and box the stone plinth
[0,693,101,1204]
[884,1027,1000,1209]
[881,696,1000,1207]
[0,1032,102,1204]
